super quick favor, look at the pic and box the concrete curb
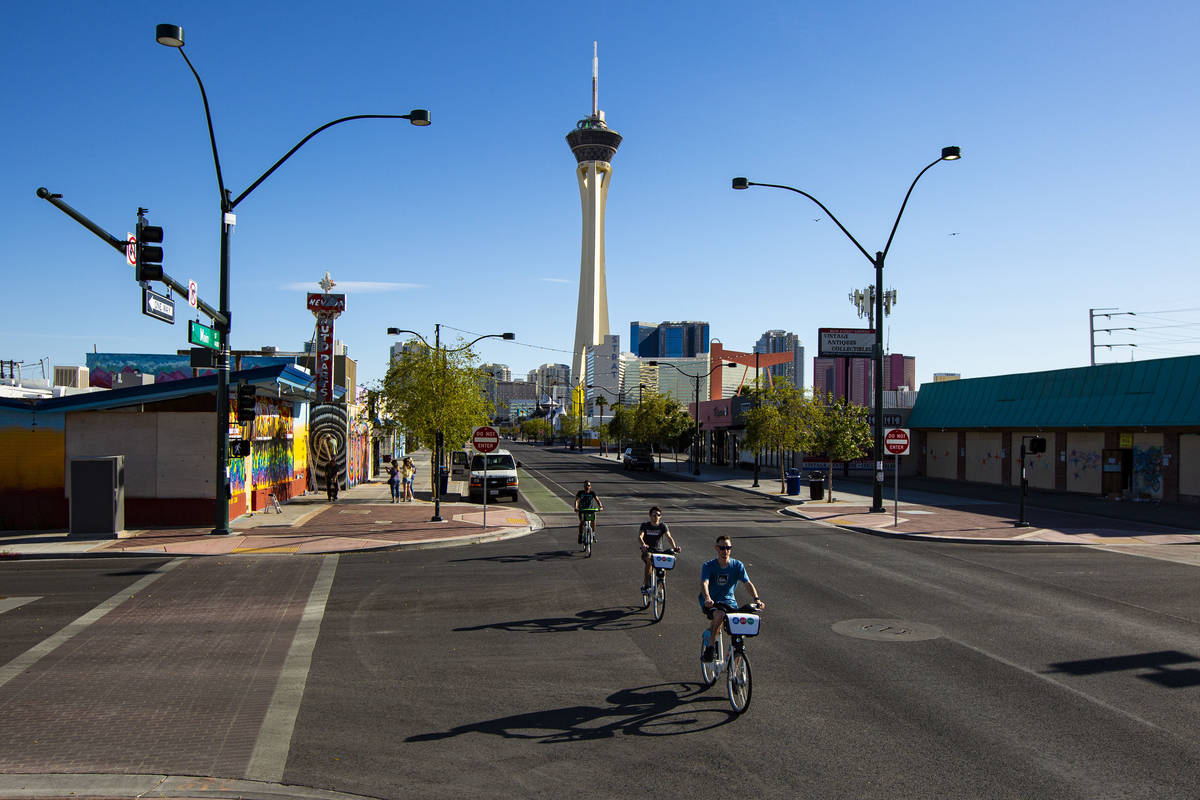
[0,772,377,799]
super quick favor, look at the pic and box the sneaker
[640,586,650,595]
[702,645,715,662]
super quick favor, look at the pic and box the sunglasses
[716,545,732,551]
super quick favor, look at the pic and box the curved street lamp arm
[881,155,945,260]
[176,48,228,210]
[449,332,514,353]
[231,114,422,209]
[748,182,874,265]
[386,328,432,349]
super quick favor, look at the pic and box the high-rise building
[585,334,623,413]
[480,363,511,383]
[567,43,622,386]
[933,372,961,382]
[528,363,572,406]
[813,353,916,404]
[754,329,806,389]
[652,355,712,408]
[629,321,710,358]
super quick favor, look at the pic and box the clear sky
[5,1,1198,390]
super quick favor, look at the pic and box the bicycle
[580,509,597,557]
[700,603,762,714]
[641,548,680,622]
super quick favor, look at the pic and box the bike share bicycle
[580,508,598,557]
[641,547,681,622]
[700,602,763,714]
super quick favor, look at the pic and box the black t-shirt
[639,521,671,552]
[576,490,600,512]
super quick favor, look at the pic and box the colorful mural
[1067,449,1102,482]
[1133,445,1164,500]
[84,353,294,388]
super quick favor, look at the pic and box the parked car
[622,446,655,471]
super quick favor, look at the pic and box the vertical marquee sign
[306,291,347,403]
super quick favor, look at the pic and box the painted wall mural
[1132,445,1164,500]
[309,403,348,490]
[84,353,295,388]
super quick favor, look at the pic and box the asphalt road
[3,441,1200,799]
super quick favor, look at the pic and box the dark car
[622,447,654,471]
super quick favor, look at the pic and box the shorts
[699,600,740,617]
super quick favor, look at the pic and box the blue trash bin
[785,468,802,495]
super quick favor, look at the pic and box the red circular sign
[471,425,499,453]
[884,428,910,455]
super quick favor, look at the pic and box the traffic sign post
[471,425,500,528]
[884,428,911,526]
[142,287,175,324]
[189,320,219,350]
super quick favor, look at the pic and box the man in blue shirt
[699,535,765,661]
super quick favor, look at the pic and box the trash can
[438,466,449,495]
[785,468,802,496]
[808,472,825,501]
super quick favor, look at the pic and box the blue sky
[5,0,1198,390]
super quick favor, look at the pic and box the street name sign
[142,287,175,324]
[471,425,500,453]
[818,327,875,358]
[884,428,911,456]
[188,320,219,350]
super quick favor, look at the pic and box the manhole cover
[832,618,942,642]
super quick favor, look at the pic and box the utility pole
[1089,308,1137,365]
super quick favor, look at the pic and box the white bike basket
[650,553,676,570]
[726,613,761,636]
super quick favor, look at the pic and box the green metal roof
[906,355,1200,430]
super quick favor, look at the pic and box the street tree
[811,392,872,502]
[380,340,494,482]
[744,378,817,492]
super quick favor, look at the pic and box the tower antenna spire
[592,41,598,117]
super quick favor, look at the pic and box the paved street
[3,442,1200,798]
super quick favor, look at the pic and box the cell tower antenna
[592,41,599,117]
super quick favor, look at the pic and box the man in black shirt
[574,481,604,544]
[638,506,679,594]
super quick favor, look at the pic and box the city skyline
[5,3,1198,393]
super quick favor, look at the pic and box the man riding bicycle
[639,506,679,595]
[699,535,765,661]
[574,481,604,544]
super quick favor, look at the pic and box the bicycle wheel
[727,648,753,713]
[584,522,592,557]
[640,574,651,609]
[700,630,723,688]
[651,573,666,622]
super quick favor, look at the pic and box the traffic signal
[135,213,164,283]
[236,384,257,423]
[229,439,251,458]
[1028,436,1047,454]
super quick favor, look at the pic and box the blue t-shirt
[699,557,749,608]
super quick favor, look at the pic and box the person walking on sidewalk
[387,460,401,503]
[325,457,339,503]
[401,456,416,502]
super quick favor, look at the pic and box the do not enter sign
[471,425,499,453]
[884,428,911,456]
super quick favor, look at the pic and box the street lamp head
[155,24,184,47]
[501,332,515,340]
[647,361,659,366]
[386,327,401,336]
[941,146,962,161]
[731,177,750,190]
[406,109,432,126]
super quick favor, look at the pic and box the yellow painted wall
[964,432,1003,484]
[925,432,957,480]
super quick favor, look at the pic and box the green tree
[380,340,494,483]
[743,379,817,492]
[811,393,872,502]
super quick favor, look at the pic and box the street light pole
[733,146,960,512]
[648,361,736,476]
[157,23,430,535]
[386,326,513,522]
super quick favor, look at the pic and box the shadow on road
[1046,650,1200,688]
[454,606,653,634]
[405,682,736,742]
[449,549,578,564]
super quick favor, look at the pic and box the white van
[466,449,520,503]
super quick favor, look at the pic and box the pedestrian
[402,456,416,502]
[387,459,401,503]
[325,458,339,503]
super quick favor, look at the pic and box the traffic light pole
[35,188,227,328]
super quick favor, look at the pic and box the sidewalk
[589,450,1200,546]
[0,450,540,560]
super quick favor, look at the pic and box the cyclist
[574,481,605,544]
[639,506,680,595]
[699,535,764,661]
